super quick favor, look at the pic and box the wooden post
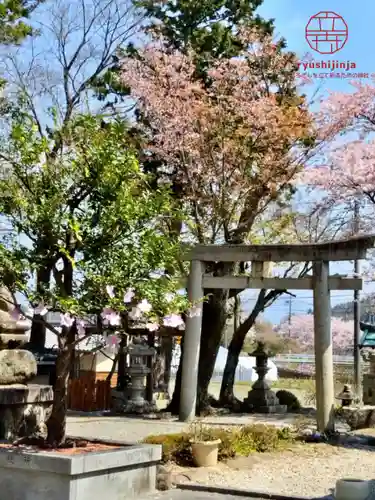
[179,260,204,422]
[313,260,335,433]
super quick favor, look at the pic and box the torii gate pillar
[179,260,204,422]
[313,261,335,433]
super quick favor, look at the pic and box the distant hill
[331,293,375,321]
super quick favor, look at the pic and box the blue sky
[258,0,375,93]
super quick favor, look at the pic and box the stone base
[112,389,158,415]
[338,406,375,430]
[0,438,161,500]
[363,374,375,405]
[121,400,158,415]
[253,405,287,414]
[0,384,53,440]
[243,384,288,413]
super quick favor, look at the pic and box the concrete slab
[0,438,161,500]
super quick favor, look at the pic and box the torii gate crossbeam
[180,236,375,433]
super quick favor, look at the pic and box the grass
[143,424,295,465]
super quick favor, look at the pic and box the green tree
[0,0,42,44]
[2,0,143,348]
[0,112,186,445]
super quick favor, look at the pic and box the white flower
[129,306,142,320]
[123,288,135,303]
[137,299,152,313]
[34,303,48,316]
[101,308,121,326]
[55,258,64,271]
[77,320,86,337]
[188,306,201,318]
[60,313,74,328]
[163,314,184,328]
[146,322,159,332]
[149,271,162,279]
[164,292,175,303]
[106,285,115,299]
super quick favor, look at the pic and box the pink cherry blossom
[77,320,86,337]
[123,288,135,303]
[10,308,21,320]
[34,303,48,316]
[121,29,312,243]
[60,313,74,328]
[146,322,159,332]
[163,314,184,328]
[137,299,152,313]
[277,314,354,354]
[101,308,121,326]
[106,335,119,347]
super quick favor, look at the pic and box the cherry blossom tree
[302,81,375,237]
[120,28,316,410]
[277,314,354,354]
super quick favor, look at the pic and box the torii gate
[180,236,375,433]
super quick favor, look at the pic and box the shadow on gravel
[175,484,334,500]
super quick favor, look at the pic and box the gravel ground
[180,444,375,498]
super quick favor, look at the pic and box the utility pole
[286,296,292,353]
[286,296,292,336]
[353,199,361,399]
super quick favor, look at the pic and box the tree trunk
[219,290,266,404]
[46,324,76,446]
[29,265,52,350]
[196,291,228,412]
[106,353,118,384]
[166,338,183,414]
[162,335,173,397]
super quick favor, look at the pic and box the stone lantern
[336,384,354,407]
[122,340,157,414]
[243,341,287,413]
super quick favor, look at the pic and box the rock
[276,390,301,411]
[156,465,173,491]
[0,384,53,440]
[339,406,375,430]
[0,350,37,385]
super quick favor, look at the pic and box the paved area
[66,412,306,442]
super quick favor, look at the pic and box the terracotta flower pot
[189,439,221,467]
[335,479,371,500]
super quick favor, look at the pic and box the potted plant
[189,422,221,467]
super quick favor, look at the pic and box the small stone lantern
[336,384,354,407]
[243,341,287,413]
[122,340,157,414]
